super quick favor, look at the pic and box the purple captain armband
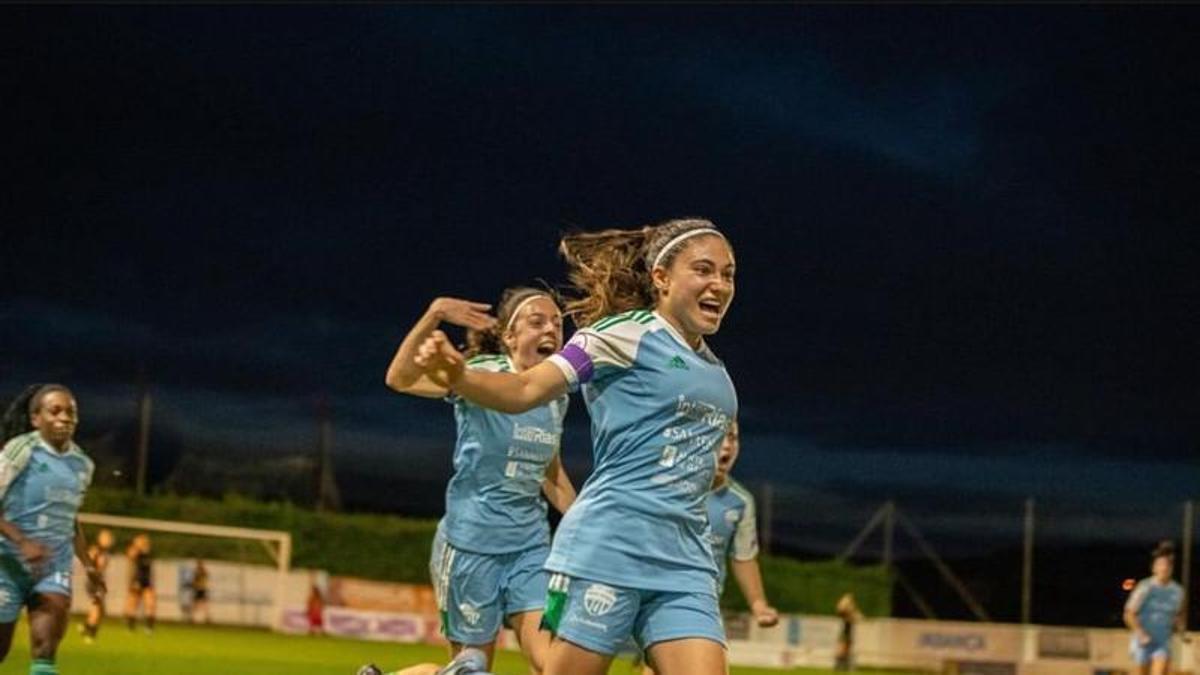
[558,343,594,384]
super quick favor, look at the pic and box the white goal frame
[77,512,293,630]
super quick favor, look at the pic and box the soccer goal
[75,512,295,631]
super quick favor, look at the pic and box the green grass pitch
[0,619,920,675]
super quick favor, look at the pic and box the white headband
[651,228,725,270]
[505,293,558,333]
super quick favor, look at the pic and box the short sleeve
[1125,580,1149,613]
[547,319,642,392]
[447,354,512,404]
[731,488,760,562]
[0,433,36,503]
[81,453,96,490]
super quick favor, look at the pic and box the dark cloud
[2,7,1197,535]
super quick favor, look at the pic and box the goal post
[77,512,293,630]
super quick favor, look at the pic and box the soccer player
[0,384,104,675]
[80,528,114,643]
[1124,541,1185,675]
[381,289,576,675]
[415,218,738,675]
[706,421,778,629]
[834,593,862,672]
[124,533,156,633]
[641,421,777,675]
[191,559,211,624]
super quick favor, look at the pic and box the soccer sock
[30,658,58,674]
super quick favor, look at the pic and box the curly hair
[2,383,74,442]
[464,286,563,358]
[558,218,726,328]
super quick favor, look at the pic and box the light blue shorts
[0,549,73,623]
[1130,635,1170,665]
[429,530,549,645]
[541,572,726,656]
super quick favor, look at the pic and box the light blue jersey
[442,354,568,555]
[1126,577,1184,645]
[547,310,737,594]
[0,431,93,618]
[707,478,759,587]
[0,431,93,563]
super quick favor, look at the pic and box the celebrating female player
[705,421,778,629]
[380,289,576,675]
[415,218,738,675]
[641,420,777,675]
[0,384,104,675]
[1124,541,1185,675]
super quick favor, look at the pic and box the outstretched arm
[415,331,569,413]
[385,298,495,398]
[542,453,577,514]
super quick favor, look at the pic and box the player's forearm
[554,476,577,513]
[1124,610,1144,633]
[386,303,446,391]
[73,521,92,568]
[543,476,577,514]
[731,558,769,608]
[0,518,27,545]
[453,366,564,414]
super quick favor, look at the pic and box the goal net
[73,512,296,630]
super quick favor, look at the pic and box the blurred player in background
[124,533,156,633]
[80,528,114,644]
[834,593,863,672]
[642,421,777,674]
[375,289,575,675]
[307,583,324,635]
[1124,541,1185,675]
[415,219,738,675]
[191,559,211,624]
[0,384,104,675]
[705,422,778,629]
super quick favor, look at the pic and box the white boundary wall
[68,554,1197,673]
[728,615,1197,673]
[70,556,318,628]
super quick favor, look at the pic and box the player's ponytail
[464,286,561,358]
[1,383,72,442]
[559,218,725,328]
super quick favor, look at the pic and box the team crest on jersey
[667,355,689,370]
[458,602,481,626]
[724,509,740,526]
[583,584,617,616]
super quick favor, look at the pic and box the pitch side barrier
[727,614,1196,674]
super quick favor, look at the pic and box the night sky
[2,6,1198,575]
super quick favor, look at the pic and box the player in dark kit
[80,528,114,644]
[124,533,156,633]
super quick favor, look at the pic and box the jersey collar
[33,431,85,460]
[652,311,714,357]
